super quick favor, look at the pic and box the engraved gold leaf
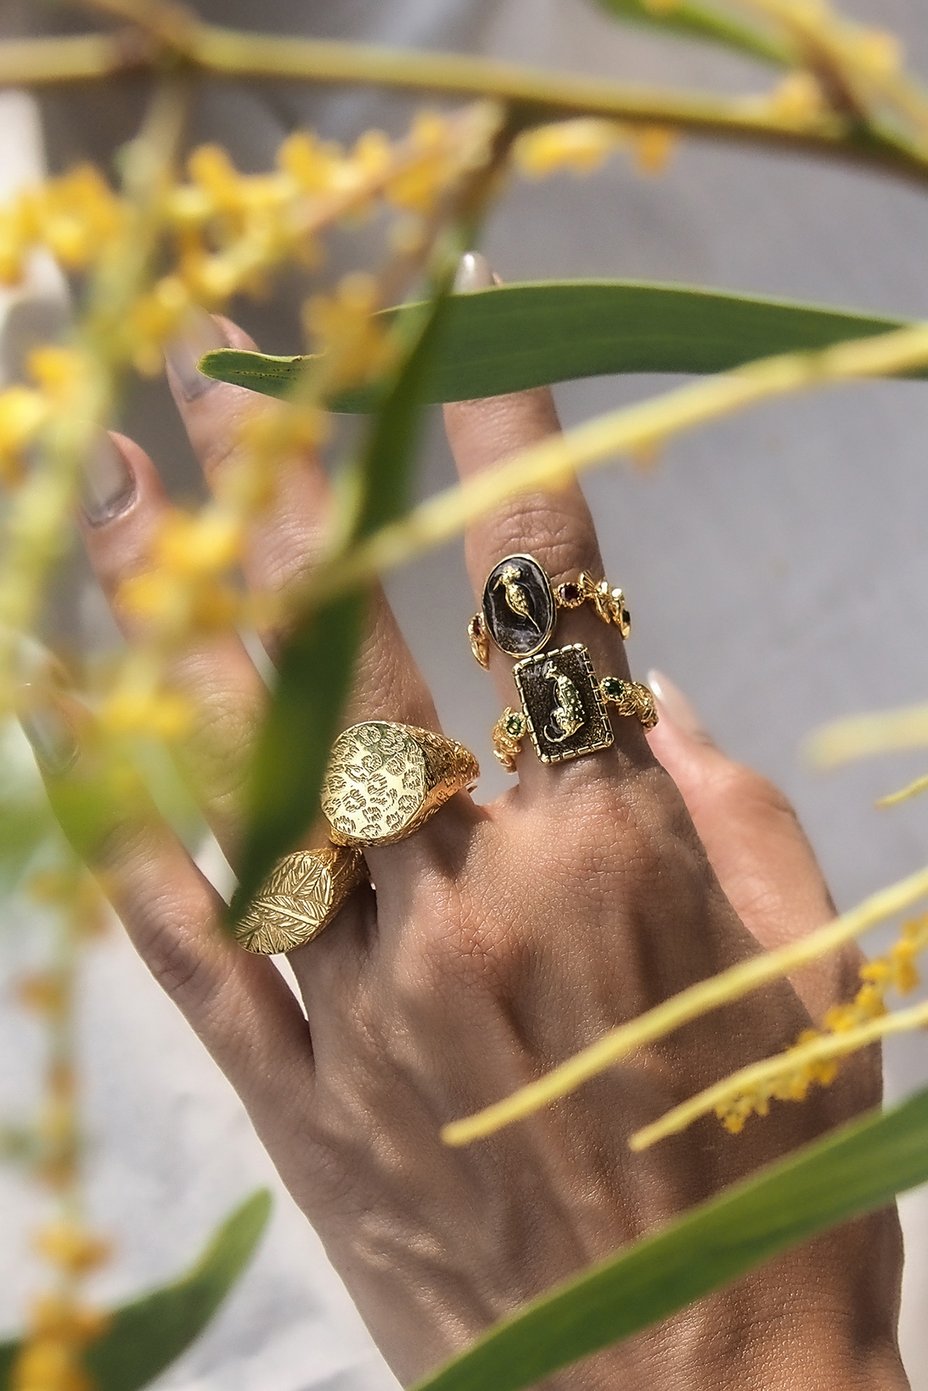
[236,850,343,953]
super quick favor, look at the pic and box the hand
[24,303,906,1391]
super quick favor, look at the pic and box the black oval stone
[482,554,555,658]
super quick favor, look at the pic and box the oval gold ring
[321,720,479,847]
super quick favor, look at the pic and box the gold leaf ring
[234,845,369,954]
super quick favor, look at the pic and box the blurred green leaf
[413,1090,928,1391]
[200,282,916,410]
[231,290,455,915]
[591,0,788,65]
[0,1190,271,1391]
[230,591,364,919]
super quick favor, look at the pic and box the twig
[441,863,928,1145]
[0,78,191,667]
[630,997,928,1151]
[297,321,928,613]
[0,25,926,188]
[806,701,928,768]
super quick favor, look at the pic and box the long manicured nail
[80,431,135,526]
[647,669,709,741]
[454,250,495,293]
[164,308,228,401]
[18,685,78,776]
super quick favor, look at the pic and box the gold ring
[468,555,631,668]
[491,642,657,772]
[322,721,479,846]
[234,845,368,954]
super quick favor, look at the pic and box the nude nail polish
[80,432,135,526]
[164,308,229,401]
[454,250,495,293]
[18,685,78,776]
[647,669,708,740]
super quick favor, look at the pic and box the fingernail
[17,685,78,776]
[647,669,708,741]
[4,629,70,689]
[80,432,135,526]
[454,250,496,293]
[164,308,228,401]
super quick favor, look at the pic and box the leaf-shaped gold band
[234,845,368,955]
[321,721,479,846]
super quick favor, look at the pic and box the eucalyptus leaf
[231,287,456,915]
[413,1090,928,1391]
[591,0,788,65]
[0,1190,271,1391]
[199,282,916,411]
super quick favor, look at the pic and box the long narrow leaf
[231,289,457,914]
[592,0,789,65]
[0,1190,271,1391]
[414,1091,928,1391]
[200,282,915,410]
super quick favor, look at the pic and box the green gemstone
[601,677,624,699]
[506,714,525,736]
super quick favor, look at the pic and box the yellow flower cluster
[304,270,399,391]
[11,1291,110,1391]
[0,111,480,383]
[0,165,125,286]
[717,914,928,1133]
[515,119,677,178]
[120,507,245,636]
[9,863,112,1391]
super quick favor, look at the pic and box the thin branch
[297,321,928,614]
[440,863,928,1146]
[630,997,928,1151]
[0,25,925,188]
[806,701,928,768]
[0,78,190,671]
[878,773,928,809]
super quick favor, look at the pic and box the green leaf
[230,591,364,918]
[0,1190,271,1391]
[591,0,789,65]
[413,1090,928,1391]
[199,282,916,411]
[231,291,455,915]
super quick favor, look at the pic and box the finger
[165,313,481,984]
[17,684,317,1142]
[646,669,861,1022]
[442,255,651,793]
[79,430,265,859]
[165,311,438,735]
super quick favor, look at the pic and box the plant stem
[299,321,928,614]
[442,862,928,1146]
[0,24,926,187]
[631,997,928,1150]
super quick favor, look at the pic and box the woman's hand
[23,290,907,1390]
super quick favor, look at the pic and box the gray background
[1,1,927,1387]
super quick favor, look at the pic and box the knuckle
[182,682,260,816]
[396,875,527,1005]
[475,495,598,584]
[195,393,255,481]
[142,904,224,1009]
[714,762,799,827]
